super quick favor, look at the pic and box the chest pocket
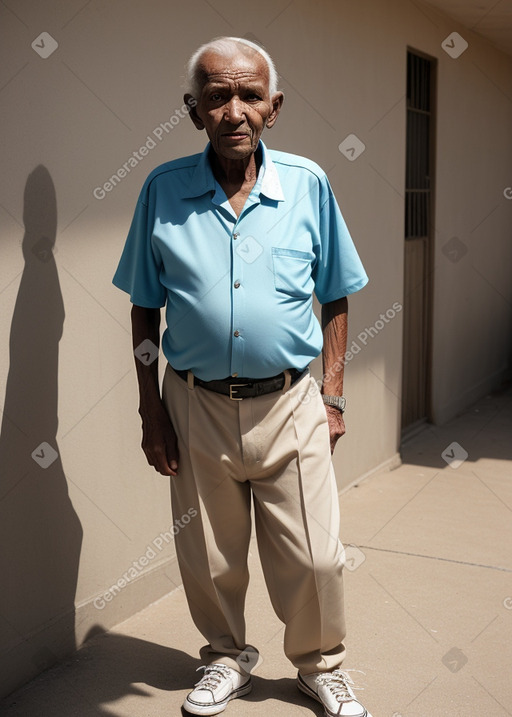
[272,247,315,299]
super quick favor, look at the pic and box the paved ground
[2,386,511,717]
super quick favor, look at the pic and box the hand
[140,404,179,476]
[325,404,346,454]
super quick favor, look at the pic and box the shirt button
[233,232,239,239]
[234,281,240,289]
[234,330,240,337]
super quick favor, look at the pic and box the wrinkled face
[188,47,283,162]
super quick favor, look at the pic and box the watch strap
[322,395,346,412]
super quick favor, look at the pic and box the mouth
[221,132,250,141]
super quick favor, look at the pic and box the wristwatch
[322,395,346,412]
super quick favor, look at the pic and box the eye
[245,92,262,101]
[209,92,223,101]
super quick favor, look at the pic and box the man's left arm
[321,296,348,454]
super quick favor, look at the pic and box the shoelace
[194,664,233,691]
[315,669,364,704]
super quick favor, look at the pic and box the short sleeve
[312,177,369,304]
[112,188,166,308]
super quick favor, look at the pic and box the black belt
[173,367,307,400]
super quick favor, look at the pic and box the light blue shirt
[113,141,368,380]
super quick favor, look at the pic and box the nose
[223,96,244,124]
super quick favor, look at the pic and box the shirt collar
[257,141,285,202]
[181,140,285,202]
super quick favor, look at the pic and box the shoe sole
[297,674,372,717]
[183,681,252,715]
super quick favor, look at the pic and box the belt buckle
[229,383,248,401]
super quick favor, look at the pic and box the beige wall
[431,22,512,421]
[1,0,511,697]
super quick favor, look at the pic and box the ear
[265,92,284,129]
[184,93,204,130]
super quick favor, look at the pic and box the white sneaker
[298,669,373,717]
[183,663,252,715]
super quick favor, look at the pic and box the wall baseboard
[339,452,402,496]
[433,367,509,426]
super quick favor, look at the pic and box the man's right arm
[131,304,179,476]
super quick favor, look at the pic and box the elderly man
[113,36,371,717]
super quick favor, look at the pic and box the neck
[209,146,262,187]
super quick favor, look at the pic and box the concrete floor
[2,386,511,717]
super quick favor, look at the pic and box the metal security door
[402,50,436,434]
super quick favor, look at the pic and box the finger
[167,439,179,477]
[161,452,178,476]
[154,461,177,477]
[159,466,178,477]
[156,453,178,477]
[146,446,177,477]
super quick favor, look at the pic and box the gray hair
[185,36,279,98]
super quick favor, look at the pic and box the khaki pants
[162,365,346,676]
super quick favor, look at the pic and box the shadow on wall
[0,166,83,698]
